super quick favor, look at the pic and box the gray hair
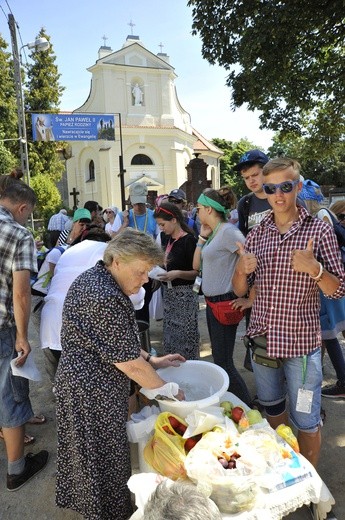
[103,228,164,266]
[263,157,301,179]
[143,481,222,520]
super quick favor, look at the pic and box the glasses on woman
[337,213,345,222]
[105,210,113,214]
[262,179,300,195]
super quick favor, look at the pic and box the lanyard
[132,210,148,233]
[199,222,222,275]
[164,231,186,267]
[302,355,307,386]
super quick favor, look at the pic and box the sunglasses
[262,179,300,195]
[105,210,113,214]
[168,198,183,204]
[195,206,204,213]
[337,214,345,221]
[155,206,175,217]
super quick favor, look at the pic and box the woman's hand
[150,353,186,369]
[231,297,253,311]
[200,224,212,237]
[158,270,180,282]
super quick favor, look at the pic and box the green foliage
[188,0,345,153]
[212,137,264,197]
[30,173,61,221]
[24,28,65,182]
[0,139,17,175]
[0,35,19,157]
[268,132,345,187]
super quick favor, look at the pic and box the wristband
[309,262,323,282]
[198,235,207,242]
[146,352,152,363]
[196,243,204,248]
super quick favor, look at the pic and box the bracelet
[196,244,204,248]
[146,352,152,363]
[309,262,323,282]
[198,235,207,242]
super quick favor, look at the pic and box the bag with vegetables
[143,412,202,480]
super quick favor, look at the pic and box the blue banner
[31,113,115,141]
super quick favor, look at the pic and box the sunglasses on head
[155,206,175,217]
[168,198,183,204]
[262,179,299,195]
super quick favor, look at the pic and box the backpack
[319,208,345,266]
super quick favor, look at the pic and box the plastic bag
[143,412,188,480]
[185,431,260,514]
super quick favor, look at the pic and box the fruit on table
[168,416,187,436]
[276,424,300,453]
[220,400,233,413]
[231,406,245,424]
[184,434,202,453]
[246,409,263,425]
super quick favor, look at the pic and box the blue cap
[233,149,269,171]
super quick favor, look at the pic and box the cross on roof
[102,35,108,46]
[128,20,135,35]
[158,42,164,53]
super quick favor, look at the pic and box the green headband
[197,193,228,214]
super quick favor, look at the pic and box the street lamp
[8,13,50,186]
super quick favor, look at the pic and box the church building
[66,34,222,209]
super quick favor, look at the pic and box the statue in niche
[132,83,144,106]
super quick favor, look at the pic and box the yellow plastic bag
[143,412,188,480]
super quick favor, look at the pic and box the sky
[1,0,274,150]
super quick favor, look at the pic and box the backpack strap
[243,193,253,236]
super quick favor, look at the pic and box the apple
[231,406,245,424]
[184,434,202,453]
[246,409,263,425]
[220,400,233,412]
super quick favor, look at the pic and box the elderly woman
[55,229,184,520]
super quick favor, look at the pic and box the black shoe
[7,450,49,491]
[321,380,345,398]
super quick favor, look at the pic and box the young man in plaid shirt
[233,157,345,467]
[0,179,48,490]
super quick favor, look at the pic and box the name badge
[296,388,313,414]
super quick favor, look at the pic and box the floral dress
[55,262,141,520]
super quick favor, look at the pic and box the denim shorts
[0,326,33,428]
[252,348,322,433]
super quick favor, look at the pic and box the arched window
[88,160,95,181]
[131,154,153,165]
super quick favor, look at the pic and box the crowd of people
[0,151,344,519]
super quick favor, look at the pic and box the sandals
[26,414,46,425]
[0,428,35,446]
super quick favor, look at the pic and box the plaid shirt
[246,206,345,358]
[0,206,37,329]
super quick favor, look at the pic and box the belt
[205,291,237,303]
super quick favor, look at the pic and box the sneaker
[7,450,49,491]
[321,380,345,398]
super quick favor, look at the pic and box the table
[128,393,335,519]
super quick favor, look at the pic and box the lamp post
[8,14,49,187]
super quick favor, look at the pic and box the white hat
[129,182,148,204]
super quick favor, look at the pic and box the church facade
[66,34,222,209]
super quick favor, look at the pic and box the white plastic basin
[156,360,229,418]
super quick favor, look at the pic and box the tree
[268,132,345,187]
[0,35,19,165]
[188,0,345,151]
[212,137,263,197]
[24,28,65,183]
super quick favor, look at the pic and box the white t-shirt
[105,214,122,236]
[40,240,145,351]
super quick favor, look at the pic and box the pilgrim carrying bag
[243,335,283,369]
[206,295,244,326]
